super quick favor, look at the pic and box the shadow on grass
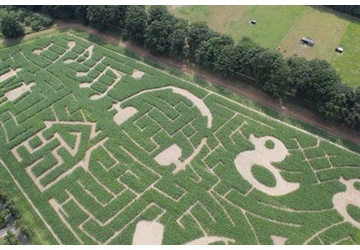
[0,35,25,48]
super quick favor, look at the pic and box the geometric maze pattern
[0,32,360,245]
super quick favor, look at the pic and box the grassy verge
[170,5,360,88]
[65,27,360,153]
[331,20,360,88]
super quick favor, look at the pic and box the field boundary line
[67,33,359,156]
[0,159,62,244]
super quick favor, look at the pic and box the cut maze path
[3,20,359,146]
[47,21,360,146]
[1,25,360,245]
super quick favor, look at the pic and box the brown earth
[4,20,360,146]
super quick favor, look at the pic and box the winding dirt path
[5,20,359,145]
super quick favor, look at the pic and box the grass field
[0,30,360,245]
[169,5,360,88]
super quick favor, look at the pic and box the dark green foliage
[144,12,177,55]
[85,6,128,32]
[4,231,20,245]
[169,19,188,60]
[347,204,360,223]
[124,6,147,44]
[287,56,360,127]
[187,21,219,61]
[255,50,289,98]
[326,6,360,18]
[195,34,234,70]
[265,140,275,149]
[41,5,76,20]
[147,5,171,24]
[30,20,42,32]
[0,211,6,229]
[4,200,20,219]
[0,14,24,39]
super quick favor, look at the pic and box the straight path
[3,20,360,146]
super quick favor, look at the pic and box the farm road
[14,21,360,145]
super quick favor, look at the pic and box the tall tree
[74,6,89,25]
[147,5,170,24]
[124,6,147,44]
[40,6,75,20]
[0,14,24,39]
[187,21,218,61]
[214,45,238,79]
[317,84,354,123]
[195,34,233,69]
[255,50,289,98]
[109,6,128,28]
[144,15,176,54]
[86,6,116,31]
[169,18,188,60]
[307,59,341,107]
[236,42,266,78]
[287,56,312,97]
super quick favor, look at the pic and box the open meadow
[169,5,360,88]
[0,30,360,245]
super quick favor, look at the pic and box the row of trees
[11,6,360,129]
[0,6,54,39]
[326,5,360,19]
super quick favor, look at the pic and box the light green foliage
[347,205,360,223]
[331,21,360,88]
[0,32,359,246]
[251,165,276,187]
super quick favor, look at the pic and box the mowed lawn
[280,7,348,61]
[170,5,360,88]
[225,5,308,48]
[331,20,360,88]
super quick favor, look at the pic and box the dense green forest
[326,5,360,18]
[1,5,359,130]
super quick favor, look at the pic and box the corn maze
[0,32,360,245]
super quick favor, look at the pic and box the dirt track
[7,21,360,145]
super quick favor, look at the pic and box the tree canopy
[0,14,24,39]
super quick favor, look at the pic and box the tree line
[326,5,360,19]
[0,6,53,39]
[7,5,360,130]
